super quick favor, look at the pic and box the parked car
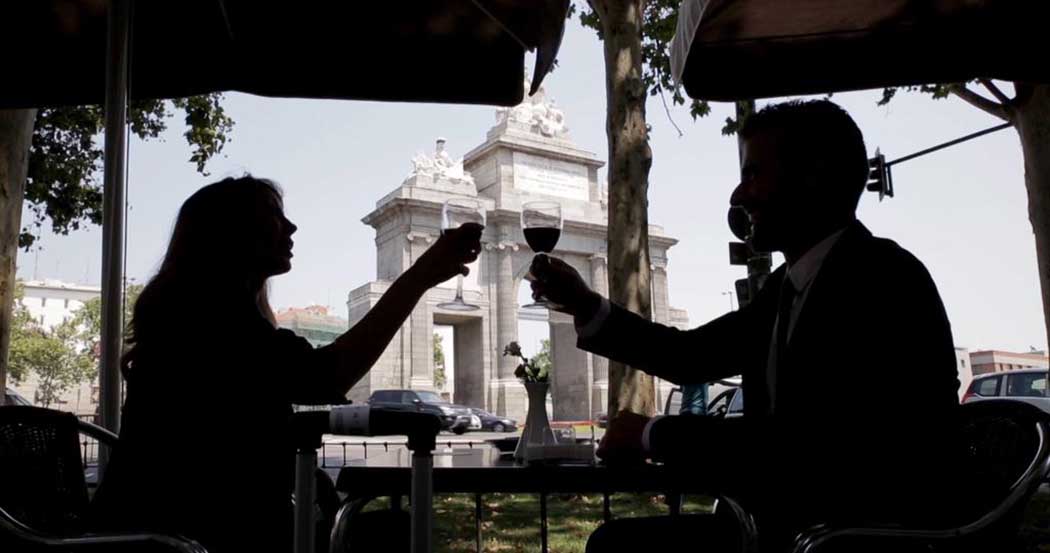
[963,369,1050,414]
[367,389,473,434]
[661,377,743,416]
[594,412,608,429]
[468,408,516,432]
[706,386,744,419]
[3,388,32,406]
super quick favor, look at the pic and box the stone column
[652,263,670,324]
[454,318,486,408]
[490,239,526,418]
[408,234,436,389]
[589,254,609,416]
[495,243,519,380]
[650,263,675,408]
[550,311,590,421]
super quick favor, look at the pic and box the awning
[2,0,569,108]
[0,0,569,437]
[670,0,1050,101]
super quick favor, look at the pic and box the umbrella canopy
[0,0,569,435]
[3,0,568,108]
[671,0,1050,101]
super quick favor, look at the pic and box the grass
[431,493,711,553]
[354,486,1050,552]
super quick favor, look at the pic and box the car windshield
[416,391,444,403]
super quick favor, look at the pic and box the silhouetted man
[530,100,960,553]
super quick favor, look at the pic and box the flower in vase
[503,341,549,384]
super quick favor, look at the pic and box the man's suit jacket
[580,222,960,528]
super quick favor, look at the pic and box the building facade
[276,305,348,347]
[345,82,688,422]
[970,350,1049,376]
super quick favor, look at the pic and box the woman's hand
[411,223,484,288]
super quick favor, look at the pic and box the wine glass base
[521,301,549,310]
[437,300,481,312]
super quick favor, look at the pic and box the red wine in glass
[521,201,563,309]
[524,227,561,254]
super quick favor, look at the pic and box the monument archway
[346,83,689,422]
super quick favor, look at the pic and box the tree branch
[979,79,1013,105]
[950,85,1010,122]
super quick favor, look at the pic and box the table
[333,446,704,553]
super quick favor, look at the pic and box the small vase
[515,381,558,462]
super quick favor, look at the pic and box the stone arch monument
[346,83,689,422]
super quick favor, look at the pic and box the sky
[16,15,1047,357]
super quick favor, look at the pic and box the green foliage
[71,282,143,360]
[7,283,96,407]
[433,332,447,389]
[532,338,552,376]
[6,282,35,384]
[504,341,549,383]
[878,83,955,106]
[573,0,729,128]
[7,282,143,406]
[21,93,234,250]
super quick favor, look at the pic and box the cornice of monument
[463,133,605,170]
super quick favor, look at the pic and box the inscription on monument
[513,152,589,201]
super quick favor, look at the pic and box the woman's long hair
[122,176,282,379]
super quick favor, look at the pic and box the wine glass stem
[455,274,465,301]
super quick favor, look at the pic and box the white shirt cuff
[575,297,611,339]
[641,415,664,453]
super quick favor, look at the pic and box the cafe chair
[792,400,1050,553]
[0,405,207,552]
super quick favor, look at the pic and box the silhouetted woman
[93,176,481,552]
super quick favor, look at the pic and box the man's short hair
[739,100,869,208]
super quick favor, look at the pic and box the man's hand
[529,255,602,319]
[412,223,483,288]
[596,410,651,466]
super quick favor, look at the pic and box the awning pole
[100,0,131,461]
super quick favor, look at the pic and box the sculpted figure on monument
[408,138,475,186]
[495,77,569,139]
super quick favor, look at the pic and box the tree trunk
[1015,85,1050,354]
[595,0,657,418]
[0,109,36,406]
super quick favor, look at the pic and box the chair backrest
[0,406,91,536]
[954,399,1050,536]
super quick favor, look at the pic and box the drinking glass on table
[436,198,486,311]
[521,200,562,309]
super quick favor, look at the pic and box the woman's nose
[285,219,297,235]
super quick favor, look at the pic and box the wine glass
[521,200,562,309]
[436,198,486,311]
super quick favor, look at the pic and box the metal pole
[411,450,433,553]
[887,123,1012,168]
[100,0,130,453]
[293,449,317,553]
